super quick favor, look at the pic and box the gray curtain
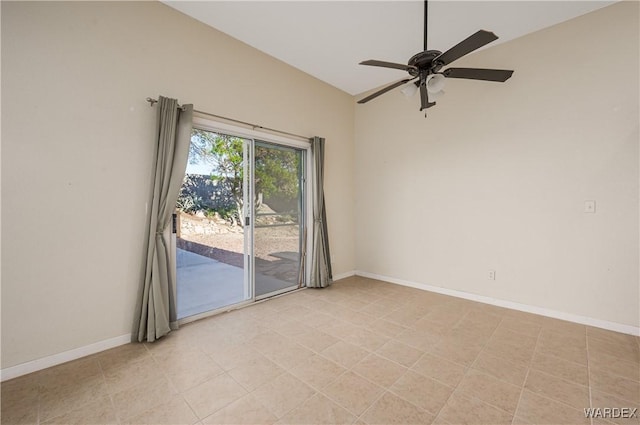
[308,136,333,288]
[133,96,193,342]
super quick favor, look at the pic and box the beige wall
[1,1,355,368]
[355,2,639,328]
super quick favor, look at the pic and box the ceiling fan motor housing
[408,50,443,76]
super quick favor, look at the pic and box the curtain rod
[146,97,309,141]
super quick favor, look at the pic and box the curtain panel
[133,96,193,342]
[308,136,333,288]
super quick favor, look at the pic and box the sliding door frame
[173,115,312,325]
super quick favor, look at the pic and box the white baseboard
[355,270,640,337]
[332,270,356,281]
[1,333,131,382]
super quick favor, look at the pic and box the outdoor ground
[176,212,301,282]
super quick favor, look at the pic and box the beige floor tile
[258,339,316,371]
[539,328,587,351]
[227,355,285,391]
[0,401,38,425]
[437,392,513,425]
[411,353,466,387]
[524,370,590,410]
[472,351,529,386]
[514,390,590,425]
[338,310,376,327]
[503,309,547,324]
[390,370,453,415]
[589,337,640,364]
[352,354,407,388]
[322,371,384,416]
[278,393,356,425]
[290,328,340,353]
[252,372,316,418]
[322,321,365,340]
[383,308,425,327]
[96,343,151,371]
[540,318,586,339]
[427,335,484,367]
[490,327,538,349]
[111,376,177,421]
[497,316,542,337]
[41,396,117,425]
[39,374,110,421]
[278,304,315,319]
[589,350,640,382]
[484,338,536,365]
[183,374,247,419]
[376,340,423,368]
[530,352,589,386]
[38,357,103,391]
[321,341,369,369]
[143,331,197,357]
[268,320,310,339]
[395,328,442,351]
[1,374,39,412]
[590,369,640,404]
[360,301,398,317]
[364,319,408,338]
[163,353,224,392]
[590,390,640,425]
[289,354,347,390]
[203,394,277,425]
[455,369,521,414]
[205,342,263,371]
[342,329,390,352]
[423,307,467,329]
[588,327,639,347]
[361,392,434,425]
[103,357,160,394]
[453,313,501,338]
[411,317,450,335]
[334,295,373,311]
[122,396,198,425]
[248,332,291,354]
[445,327,492,347]
[148,339,206,360]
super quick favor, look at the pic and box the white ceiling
[163,1,614,96]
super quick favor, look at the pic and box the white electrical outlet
[488,270,496,280]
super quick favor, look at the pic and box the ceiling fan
[357,0,514,111]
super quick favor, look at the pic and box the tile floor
[2,276,639,425]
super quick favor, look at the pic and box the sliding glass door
[253,141,305,298]
[175,130,251,319]
[174,126,308,320]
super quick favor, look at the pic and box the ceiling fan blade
[443,68,514,82]
[434,30,499,66]
[420,83,436,111]
[358,78,417,104]
[360,60,417,73]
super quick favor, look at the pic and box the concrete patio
[177,249,298,319]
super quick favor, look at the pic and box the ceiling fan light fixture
[400,82,419,98]
[426,74,446,93]
[430,89,445,100]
